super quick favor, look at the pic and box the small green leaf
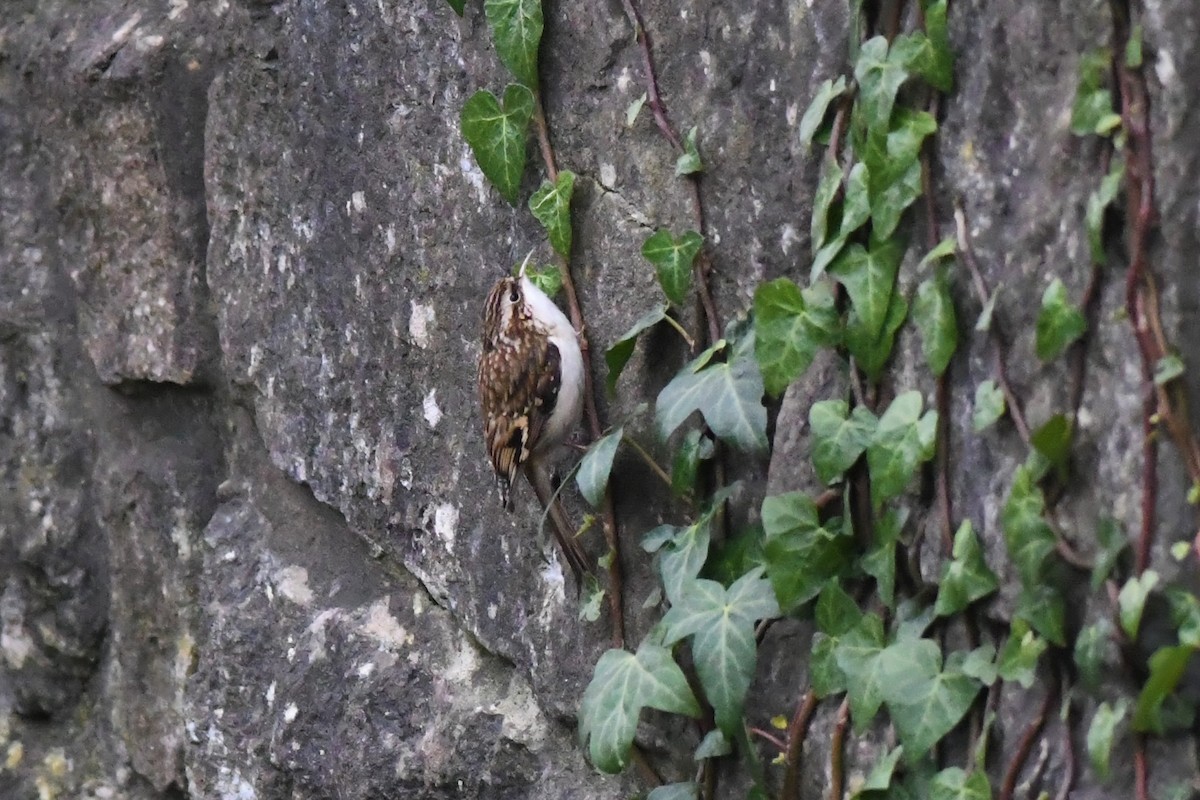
[829,239,904,344]
[1074,620,1112,691]
[460,85,534,204]
[579,640,703,773]
[879,638,982,762]
[528,170,575,256]
[518,262,562,298]
[866,391,938,504]
[1031,413,1072,479]
[1001,465,1057,585]
[1014,583,1066,646]
[1035,278,1087,360]
[1118,569,1159,639]
[810,400,878,485]
[846,284,908,381]
[575,428,623,508]
[1087,700,1128,781]
[799,76,848,148]
[579,574,605,622]
[694,730,731,760]
[753,277,841,397]
[816,582,863,636]
[761,492,854,611]
[445,0,466,15]
[671,429,713,498]
[662,569,780,736]
[935,520,999,617]
[625,92,647,127]
[914,271,958,377]
[951,644,998,686]
[1089,518,1127,590]
[642,229,703,307]
[917,236,957,270]
[811,159,844,258]
[972,380,1005,432]
[998,620,1047,689]
[1133,644,1195,734]
[861,747,904,791]
[834,614,889,729]
[865,108,937,239]
[657,326,768,452]
[483,0,543,88]
[605,305,668,394]
[862,509,903,609]
[1086,159,1124,265]
[675,126,703,176]
[1155,354,1185,386]
[1168,589,1200,647]
[854,36,914,140]
[930,767,991,800]
[920,0,954,93]
[1071,49,1119,137]
[648,784,698,800]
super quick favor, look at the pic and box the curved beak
[517,249,536,278]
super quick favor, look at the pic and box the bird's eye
[509,286,520,303]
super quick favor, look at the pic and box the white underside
[520,276,584,452]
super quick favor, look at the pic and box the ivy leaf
[798,76,848,148]
[829,239,904,343]
[861,747,904,792]
[1000,465,1056,585]
[972,380,1005,432]
[1070,49,1120,136]
[1014,583,1066,646]
[865,108,937,239]
[1087,159,1124,265]
[930,767,991,800]
[1031,413,1073,476]
[811,159,844,258]
[810,584,862,698]
[914,270,958,377]
[460,85,534,204]
[579,574,605,622]
[671,429,714,498]
[642,230,703,307]
[1087,700,1128,781]
[522,263,562,298]
[920,0,954,93]
[950,644,999,687]
[445,0,466,15]
[646,484,738,604]
[1118,570,1159,639]
[834,613,889,729]
[866,390,938,504]
[483,0,543,88]
[846,288,908,381]
[656,327,768,452]
[1155,354,1185,386]
[662,569,780,736]
[575,427,623,508]
[817,582,863,636]
[1035,278,1087,361]
[809,400,878,485]
[761,492,854,612]
[648,784,698,800]
[1074,619,1113,692]
[579,641,703,773]
[1133,644,1195,734]
[675,126,704,175]
[605,304,667,394]
[1168,589,1200,648]
[529,170,575,256]
[935,520,1000,617]
[694,730,731,760]
[998,620,1046,689]
[878,638,981,762]
[863,509,904,609]
[754,277,841,397]
[854,36,915,139]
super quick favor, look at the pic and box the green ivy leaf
[445,0,466,16]
[861,747,904,792]
[521,262,562,298]
[579,574,605,622]
[866,391,938,504]
[834,614,889,729]
[930,767,991,800]
[1070,49,1120,137]
[528,170,575,256]
[657,327,768,452]
[935,521,1000,616]
[460,85,534,204]
[865,108,937,239]
[642,229,703,307]
[950,644,999,687]
[647,784,698,800]
[920,0,954,93]
[753,278,841,397]
[1001,465,1057,585]
[671,429,714,498]
[1155,354,1185,386]
[1014,583,1066,646]
[998,620,1047,689]
[817,582,863,636]
[1118,570,1159,639]
[662,569,780,736]
[1133,644,1196,734]
[761,492,855,612]
[829,239,904,343]
[1073,620,1112,692]
[810,162,872,280]
[1035,278,1087,361]
[575,427,623,508]
[811,159,844,258]
[854,35,916,140]
[1031,413,1073,483]
[579,640,703,773]
[972,380,1005,432]
[483,0,543,88]
[863,509,904,609]
[675,126,703,175]
[914,270,958,377]
[694,730,731,760]
[1168,589,1200,647]
[847,289,908,381]
[878,638,982,762]
[810,584,862,698]
[799,76,848,148]
[645,484,737,604]
[809,400,878,485]
[1087,159,1124,265]
[605,304,668,394]
[1087,700,1128,781]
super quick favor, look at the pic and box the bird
[477,254,591,584]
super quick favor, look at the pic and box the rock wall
[1,0,1199,798]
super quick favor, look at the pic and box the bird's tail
[523,461,592,588]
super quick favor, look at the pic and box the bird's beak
[518,249,536,278]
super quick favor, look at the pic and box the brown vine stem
[1134,733,1150,800]
[953,204,1033,445]
[828,698,850,800]
[780,690,818,800]
[998,677,1056,800]
[531,87,625,648]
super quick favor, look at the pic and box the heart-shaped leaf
[461,85,534,204]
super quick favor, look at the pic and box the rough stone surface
[2,0,1200,797]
